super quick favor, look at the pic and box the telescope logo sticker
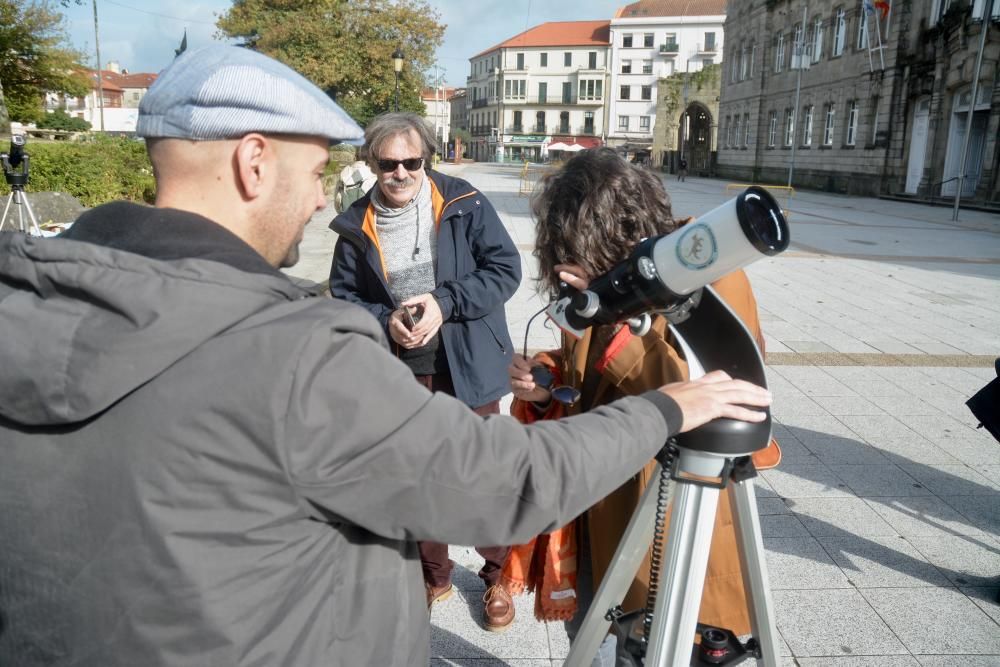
[676,223,718,270]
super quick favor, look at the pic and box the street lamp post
[392,47,405,112]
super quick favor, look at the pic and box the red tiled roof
[474,21,611,58]
[614,0,727,18]
[421,86,459,100]
[116,72,157,88]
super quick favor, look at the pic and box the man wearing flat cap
[0,45,772,666]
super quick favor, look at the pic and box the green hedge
[0,136,156,207]
[1,137,361,207]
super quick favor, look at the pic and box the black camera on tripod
[2,134,30,187]
[1,134,42,235]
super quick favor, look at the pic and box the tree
[216,0,445,126]
[0,0,90,133]
[37,108,90,130]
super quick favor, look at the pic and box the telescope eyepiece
[736,186,788,256]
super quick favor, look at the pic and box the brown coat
[550,270,771,636]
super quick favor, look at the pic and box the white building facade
[607,0,726,158]
[467,21,611,162]
[421,86,455,154]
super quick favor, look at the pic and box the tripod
[565,288,781,667]
[1,139,42,236]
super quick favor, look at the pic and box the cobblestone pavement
[286,162,1000,666]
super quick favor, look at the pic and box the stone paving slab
[285,165,998,664]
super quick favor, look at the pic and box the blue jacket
[329,169,521,408]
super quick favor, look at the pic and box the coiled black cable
[641,443,678,654]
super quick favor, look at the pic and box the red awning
[547,136,603,149]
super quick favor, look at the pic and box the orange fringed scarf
[501,363,580,622]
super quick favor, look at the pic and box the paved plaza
[287,162,1000,666]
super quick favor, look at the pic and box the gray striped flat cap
[137,44,363,144]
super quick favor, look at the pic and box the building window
[559,111,570,133]
[641,85,652,100]
[512,110,522,132]
[623,33,633,48]
[618,115,629,130]
[640,115,651,131]
[846,100,858,145]
[589,51,597,68]
[621,60,632,74]
[743,112,751,146]
[562,81,572,103]
[564,52,572,66]
[784,108,794,146]
[802,105,813,145]
[823,103,836,145]
[536,110,546,133]
[812,17,824,62]
[750,43,757,77]
[775,33,785,73]
[767,110,777,146]
[705,32,716,50]
[504,79,526,99]
[642,32,653,47]
[516,52,525,70]
[740,45,748,80]
[833,8,846,55]
[642,60,653,74]
[579,79,602,100]
[869,96,880,144]
[725,115,732,148]
[620,85,631,100]
[733,114,741,146]
[538,81,547,103]
[540,52,548,67]
[792,23,804,69]
[584,111,595,134]
[856,4,868,49]
[731,52,739,83]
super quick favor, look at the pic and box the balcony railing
[502,95,604,105]
[698,42,718,53]
[659,43,679,54]
[471,98,491,108]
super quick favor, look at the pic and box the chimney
[107,60,121,74]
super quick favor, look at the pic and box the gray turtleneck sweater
[372,176,446,375]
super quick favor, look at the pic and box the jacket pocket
[481,317,506,354]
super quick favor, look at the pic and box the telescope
[549,186,792,666]
[1,135,42,236]
[547,186,789,338]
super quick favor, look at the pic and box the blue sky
[63,0,624,87]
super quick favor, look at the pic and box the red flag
[874,0,890,19]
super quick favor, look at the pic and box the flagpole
[787,1,808,188]
[952,0,993,220]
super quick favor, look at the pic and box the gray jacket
[0,207,679,666]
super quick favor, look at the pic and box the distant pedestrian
[678,156,688,181]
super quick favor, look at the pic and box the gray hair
[364,112,437,165]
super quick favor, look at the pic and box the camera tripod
[565,288,781,667]
[1,139,42,236]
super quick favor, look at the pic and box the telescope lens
[736,186,789,256]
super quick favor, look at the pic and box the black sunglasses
[376,157,424,172]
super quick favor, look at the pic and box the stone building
[716,0,999,207]
[651,63,722,173]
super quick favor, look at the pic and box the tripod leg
[19,191,43,236]
[564,463,668,667]
[645,451,723,667]
[0,192,13,233]
[729,478,781,666]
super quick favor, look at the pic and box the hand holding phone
[400,306,422,330]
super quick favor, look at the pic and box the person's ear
[233,134,271,201]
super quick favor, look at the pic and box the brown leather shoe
[426,581,453,609]
[482,584,514,631]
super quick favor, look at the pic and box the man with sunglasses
[329,111,522,631]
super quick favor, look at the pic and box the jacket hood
[0,233,306,426]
